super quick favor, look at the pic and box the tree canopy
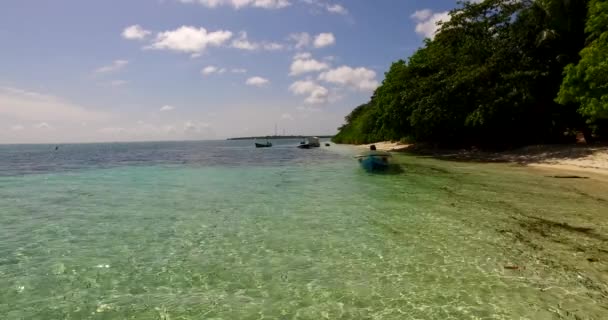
[334,0,607,147]
[557,0,608,123]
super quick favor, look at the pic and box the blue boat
[357,151,391,172]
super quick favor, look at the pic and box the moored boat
[297,143,311,149]
[358,152,391,172]
[356,147,392,172]
[255,139,272,148]
[297,137,321,149]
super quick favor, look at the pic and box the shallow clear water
[0,141,606,319]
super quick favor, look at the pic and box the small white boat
[298,137,320,149]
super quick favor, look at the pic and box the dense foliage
[557,0,608,134]
[334,0,608,147]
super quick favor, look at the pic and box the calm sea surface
[0,140,605,319]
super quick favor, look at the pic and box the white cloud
[293,52,312,60]
[411,9,450,39]
[411,9,432,21]
[183,120,211,134]
[296,105,323,113]
[180,0,290,9]
[0,86,111,123]
[246,76,270,87]
[290,55,329,76]
[160,105,176,111]
[313,32,335,48]
[326,4,347,14]
[149,26,233,54]
[231,31,285,51]
[184,121,197,133]
[201,65,226,75]
[300,0,348,15]
[96,121,212,140]
[122,25,151,40]
[110,80,128,87]
[232,32,258,50]
[95,60,128,74]
[289,80,329,104]
[263,42,284,50]
[231,68,247,73]
[99,127,126,135]
[281,113,294,120]
[289,32,334,49]
[0,86,234,143]
[35,122,52,130]
[164,125,177,134]
[289,32,312,49]
[318,66,378,91]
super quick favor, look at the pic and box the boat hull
[298,136,320,148]
[359,155,389,171]
[255,143,272,148]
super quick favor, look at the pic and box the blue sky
[0,0,465,143]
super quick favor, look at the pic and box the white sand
[359,141,411,152]
[529,149,608,177]
[511,145,608,176]
[531,149,608,170]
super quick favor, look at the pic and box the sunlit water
[0,140,606,319]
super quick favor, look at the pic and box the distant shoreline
[227,135,334,141]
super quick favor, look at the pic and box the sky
[0,0,469,143]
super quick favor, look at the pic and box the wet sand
[502,164,608,311]
[357,143,608,313]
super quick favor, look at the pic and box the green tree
[334,0,594,147]
[557,0,608,123]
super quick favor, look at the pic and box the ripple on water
[0,142,606,319]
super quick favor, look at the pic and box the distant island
[227,135,334,141]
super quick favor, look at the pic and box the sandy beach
[361,142,608,176]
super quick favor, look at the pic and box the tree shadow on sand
[403,143,608,165]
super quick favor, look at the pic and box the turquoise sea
[1,140,606,319]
